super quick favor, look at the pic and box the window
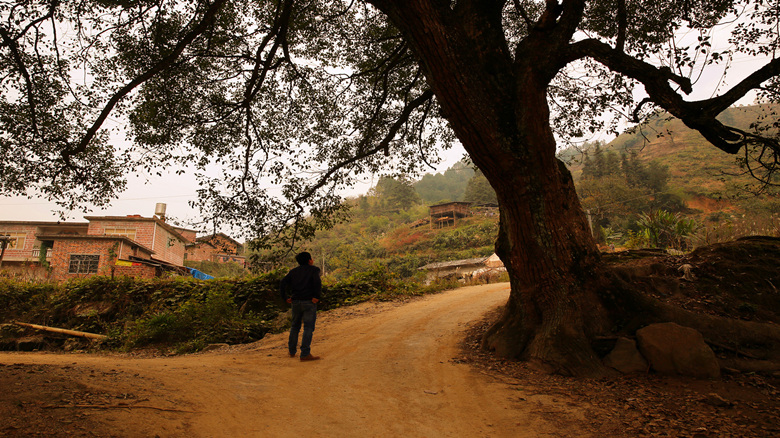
[68,254,99,274]
[0,232,26,249]
[104,228,137,241]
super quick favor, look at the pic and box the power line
[0,194,195,207]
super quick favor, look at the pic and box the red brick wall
[211,235,241,255]
[87,220,156,246]
[150,224,186,265]
[87,219,185,266]
[49,238,161,281]
[186,243,216,262]
[49,238,120,281]
[177,229,197,242]
[0,224,39,260]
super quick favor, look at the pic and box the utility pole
[0,235,10,268]
[586,210,594,238]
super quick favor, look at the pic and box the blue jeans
[289,300,317,357]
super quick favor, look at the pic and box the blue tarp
[187,267,215,280]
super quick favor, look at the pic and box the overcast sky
[0,143,467,228]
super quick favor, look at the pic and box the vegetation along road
[0,284,597,437]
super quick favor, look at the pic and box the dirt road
[1,284,593,437]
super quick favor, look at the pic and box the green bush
[0,265,455,354]
[632,209,700,250]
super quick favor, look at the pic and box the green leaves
[636,209,700,250]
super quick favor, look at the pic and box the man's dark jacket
[279,264,322,301]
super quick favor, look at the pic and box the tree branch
[569,39,780,156]
[294,89,434,204]
[64,0,228,164]
[0,25,39,136]
[615,0,627,52]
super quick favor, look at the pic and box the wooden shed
[429,202,472,229]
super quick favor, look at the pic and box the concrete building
[418,253,506,284]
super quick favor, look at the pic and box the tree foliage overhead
[1,0,778,234]
[1,0,452,236]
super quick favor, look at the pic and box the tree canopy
[1,1,778,232]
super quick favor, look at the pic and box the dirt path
[0,284,594,437]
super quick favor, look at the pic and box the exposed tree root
[483,268,780,377]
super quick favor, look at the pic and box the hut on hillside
[429,202,471,229]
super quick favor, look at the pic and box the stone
[202,343,229,352]
[636,322,721,379]
[72,301,114,317]
[603,337,649,374]
[702,393,732,407]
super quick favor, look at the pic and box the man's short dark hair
[295,252,312,266]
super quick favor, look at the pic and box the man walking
[280,251,322,361]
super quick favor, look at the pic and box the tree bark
[366,1,615,375]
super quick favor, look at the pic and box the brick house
[0,213,193,280]
[184,232,246,268]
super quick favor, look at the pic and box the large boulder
[636,322,720,379]
[603,337,649,374]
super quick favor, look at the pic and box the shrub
[1,266,456,353]
[632,209,699,250]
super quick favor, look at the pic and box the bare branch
[0,25,39,135]
[294,89,434,204]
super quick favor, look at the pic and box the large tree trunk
[369,1,780,376]
[476,87,612,376]
[370,1,617,375]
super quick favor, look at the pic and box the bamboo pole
[13,322,108,340]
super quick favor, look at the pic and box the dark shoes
[289,353,296,358]
[300,354,321,362]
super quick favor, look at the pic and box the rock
[72,301,114,318]
[636,322,721,379]
[202,343,229,352]
[603,337,649,374]
[678,264,696,281]
[702,393,732,407]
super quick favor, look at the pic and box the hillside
[251,201,499,281]
[563,104,780,216]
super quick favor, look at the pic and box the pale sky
[0,144,467,228]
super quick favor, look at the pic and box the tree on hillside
[3,1,780,375]
[373,176,421,211]
[463,170,498,205]
[413,160,474,204]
